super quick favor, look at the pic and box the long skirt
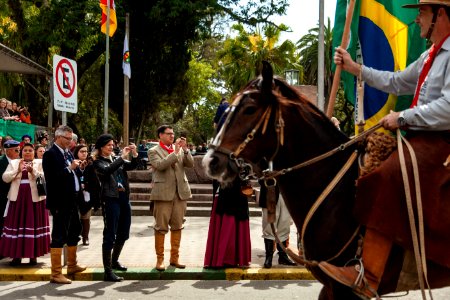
[0,180,50,258]
[204,196,251,267]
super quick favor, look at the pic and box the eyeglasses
[79,150,88,153]
[60,136,72,141]
[163,132,175,136]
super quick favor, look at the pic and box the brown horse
[202,62,450,299]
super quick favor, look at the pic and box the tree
[218,23,300,94]
[296,17,334,100]
[296,18,354,135]
[0,0,290,142]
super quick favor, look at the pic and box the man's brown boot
[169,230,185,268]
[50,248,71,284]
[67,246,86,275]
[155,231,166,271]
[319,229,392,299]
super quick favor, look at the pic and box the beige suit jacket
[2,159,46,202]
[149,145,194,201]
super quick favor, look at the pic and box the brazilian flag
[333,0,426,131]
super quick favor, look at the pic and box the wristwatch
[397,111,407,127]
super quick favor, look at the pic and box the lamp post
[284,69,300,86]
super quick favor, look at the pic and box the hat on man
[403,0,450,8]
[21,134,32,141]
[95,134,114,149]
[3,140,20,149]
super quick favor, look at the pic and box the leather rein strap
[397,129,432,300]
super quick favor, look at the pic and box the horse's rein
[210,90,383,267]
[263,123,382,180]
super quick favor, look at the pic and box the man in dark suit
[0,139,20,260]
[43,125,85,284]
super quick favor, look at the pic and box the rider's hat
[403,0,450,8]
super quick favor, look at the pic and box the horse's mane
[230,75,345,138]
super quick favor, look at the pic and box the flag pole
[317,0,325,111]
[123,13,130,145]
[326,0,356,118]
[103,0,110,133]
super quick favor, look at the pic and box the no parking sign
[53,54,78,113]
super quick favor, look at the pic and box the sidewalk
[0,216,315,281]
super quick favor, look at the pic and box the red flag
[99,0,117,37]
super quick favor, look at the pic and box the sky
[272,1,336,43]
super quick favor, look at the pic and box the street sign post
[53,54,77,113]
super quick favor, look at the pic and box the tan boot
[50,248,71,284]
[66,245,86,275]
[155,231,165,271]
[319,229,392,299]
[169,230,185,269]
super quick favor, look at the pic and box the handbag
[36,175,46,196]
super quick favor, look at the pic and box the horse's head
[203,61,321,183]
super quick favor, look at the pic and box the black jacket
[93,155,137,199]
[43,145,80,211]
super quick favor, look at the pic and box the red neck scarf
[411,33,450,108]
[159,141,174,154]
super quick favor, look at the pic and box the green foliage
[218,23,300,94]
[0,0,289,141]
[175,57,221,144]
[297,17,334,99]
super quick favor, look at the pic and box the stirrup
[347,258,380,300]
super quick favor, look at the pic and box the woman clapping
[0,143,50,265]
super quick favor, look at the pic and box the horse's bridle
[209,89,386,268]
[209,89,285,180]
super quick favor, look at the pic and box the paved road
[1,281,449,300]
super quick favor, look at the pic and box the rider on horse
[320,0,450,299]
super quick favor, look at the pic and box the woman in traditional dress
[0,143,50,265]
[204,177,252,268]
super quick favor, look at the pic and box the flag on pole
[123,33,131,78]
[100,0,117,37]
[333,0,426,131]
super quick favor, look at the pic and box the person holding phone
[93,134,138,282]
[149,125,194,271]
[43,125,86,284]
[0,143,50,266]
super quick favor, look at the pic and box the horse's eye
[243,106,257,115]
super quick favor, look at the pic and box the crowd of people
[0,98,32,124]
[0,121,298,284]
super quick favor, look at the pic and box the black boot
[111,242,127,271]
[103,250,124,282]
[81,219,90,246]
[277,240,296,266]
[263,239,274,269]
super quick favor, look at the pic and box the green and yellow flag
[333,0,426,130]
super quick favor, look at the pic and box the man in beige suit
[149,125,194,271]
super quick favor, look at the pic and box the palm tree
[297,18,355,135]
[296,17,334,100]
[218,23,301,94]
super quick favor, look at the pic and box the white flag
[122,33,131,78]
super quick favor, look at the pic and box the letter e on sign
[53,54,78,113]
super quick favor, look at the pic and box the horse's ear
[261,61,273,91]
[260,61,274,104]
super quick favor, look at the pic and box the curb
[0,267,315,281]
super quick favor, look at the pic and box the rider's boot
[318,229,392,299]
